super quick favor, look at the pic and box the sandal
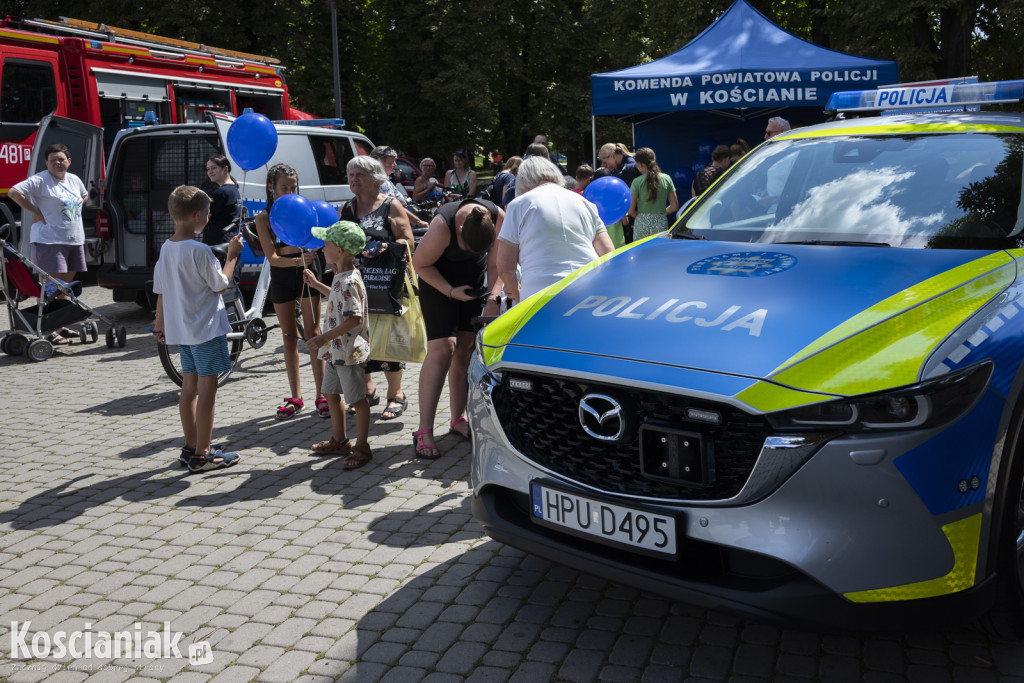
[413,428,441,460]
[349,389,380,415]
[311,436,351,456]
[179,443,225,467]
[315,397,330,419]
[344,443,372,469]
[187,450,239,473]
[448,416,471,442]
[276,398,304,420]
[380,394,408,420]
[46,332,71,346]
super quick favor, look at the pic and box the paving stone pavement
[1,282,1023,682]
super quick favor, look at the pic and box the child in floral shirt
[301,220,372,469]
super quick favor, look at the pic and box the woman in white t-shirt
[9,142,90,344]
[497,156,614,302]
[9,143,90,282]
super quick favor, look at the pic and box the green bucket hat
[311,220,366,255]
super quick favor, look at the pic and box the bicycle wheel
[158,339,244,387]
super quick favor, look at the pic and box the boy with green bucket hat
[301,220,373,469]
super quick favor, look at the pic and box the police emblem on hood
[688,252,797,277]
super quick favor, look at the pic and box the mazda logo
[579,393,627,442]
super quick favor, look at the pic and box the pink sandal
[315,397,330,419]
[276,397,304,420]
[448,416,471,442]
[413,428,441,460]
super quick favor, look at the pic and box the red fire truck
[0,15,306,264]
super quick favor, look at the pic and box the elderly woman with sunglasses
[413,158,443,202]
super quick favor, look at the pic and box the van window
[309,135,355,186]
[353,139,372,156]
[1,60,58,123]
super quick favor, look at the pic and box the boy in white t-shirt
[301,220,373,469]
[152,185,244,472]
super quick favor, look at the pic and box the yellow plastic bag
[368,247,427,364]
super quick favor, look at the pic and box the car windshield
[676,133,1024,249]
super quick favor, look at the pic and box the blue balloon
[227,113,278,171]
[302,235,324,249]
[583,176,631,227]
[313,200,338,227]
[270,194,317,248]
[302,200,337,249]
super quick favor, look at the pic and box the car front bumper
[467,353,997,631]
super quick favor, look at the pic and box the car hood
[483,238,1016,405]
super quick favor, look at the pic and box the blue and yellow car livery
[468,80,1024,635]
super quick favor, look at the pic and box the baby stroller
[0,226,126,362]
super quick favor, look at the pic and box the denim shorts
[179,335,231,377]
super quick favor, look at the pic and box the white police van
[470,79,1024,637]
[97,112,373,308]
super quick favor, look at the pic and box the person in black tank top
[339,155,415,421]
[410,198,504,459]
[254,163,326,421]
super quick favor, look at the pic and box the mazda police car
[468,79,1024,636]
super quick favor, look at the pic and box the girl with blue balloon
[254,163,327,420]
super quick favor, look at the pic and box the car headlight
[474,329,502,379]
[768,361,992,432]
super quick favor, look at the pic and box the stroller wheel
[88,321,100,343]
[117,326,127,348]
[0,335,7,354]
[26,338,53,362]
[4,333,28,356]
[79,326,89,344]
[105,327,115,349]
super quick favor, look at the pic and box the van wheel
[981,417,1024,640]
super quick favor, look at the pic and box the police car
[468,79,1024,636]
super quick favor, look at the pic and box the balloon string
[240,169,249,230]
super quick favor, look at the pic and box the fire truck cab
[0,16,296,265]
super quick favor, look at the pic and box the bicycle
[156,213,309,387]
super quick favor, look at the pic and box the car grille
[491,373,772,501]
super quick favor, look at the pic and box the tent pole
[631,121,635,150]
[592,116,596,168]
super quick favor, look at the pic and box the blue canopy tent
[590,0,899,190]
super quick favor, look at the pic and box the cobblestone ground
[0,283,1023,682]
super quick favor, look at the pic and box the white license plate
[530,483,677,556]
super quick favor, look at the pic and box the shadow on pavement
[174,456,390,509]
[79,386,179,416]
[0,469,191,530]
[366,492,484,547]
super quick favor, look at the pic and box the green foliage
[13,0,1022,169]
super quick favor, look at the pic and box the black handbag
[362,245,407,315]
